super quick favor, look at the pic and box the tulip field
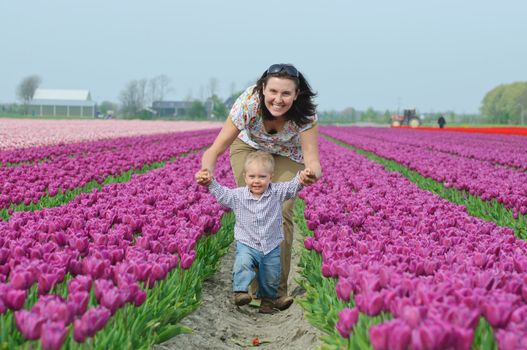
[1,122,527,350]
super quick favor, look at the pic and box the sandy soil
[155,230,323,350]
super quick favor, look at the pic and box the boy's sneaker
[234,292,252,306]
[273,296,294,311]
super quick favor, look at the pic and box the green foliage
[210,94,228,119]
[480,81,527,124]
[360,107,380,123]
[98,101,118,115]
[186,100,207,119]
[319,108,359,124]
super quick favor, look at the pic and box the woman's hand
[195,169,212,186]
[299,168,318,186]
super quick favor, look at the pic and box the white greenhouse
[30,89,96,117]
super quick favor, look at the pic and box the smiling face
[262,77,299,118]
[244,161,273,197]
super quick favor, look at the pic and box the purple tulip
[83,306,111,337]
[335,307,359,338]
[401,305,422,327]
[370,323,390,350]
[356,292,384,316]
[482,301,513,328]
[10,270,34,290]
[94,279,114,302]
[83,257,108,279]
[335,278,353,302]
[14,310,45,340]
[5,288,26,310]
[73,318,87,343]
[0,298,6,314]
[38,273,58,295]
[452,326,473,350]
[134,290,147,307]
[100,287,125,315]
[180,252,195,270]
[303,237,314,250]
[388,321,411,350]
[40,321,68,350]
[68,291,90,316]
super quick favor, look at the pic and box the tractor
[391,108,421,128]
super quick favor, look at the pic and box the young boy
[195,151,313,313]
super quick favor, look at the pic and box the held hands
[195,169,212,186]
[299,168,318,186]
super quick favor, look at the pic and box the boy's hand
[300,168,317,186]
[195,169,212,186]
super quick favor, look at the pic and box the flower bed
[0,130,217,211]
[0,151,234,349]
[321,126,527,217]
[300,138,527,349]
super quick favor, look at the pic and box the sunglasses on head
[266,64,299,78]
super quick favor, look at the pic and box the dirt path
[155,230,323,350]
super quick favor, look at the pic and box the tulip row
[0,150,235,350]
[321,126,527,218]
[344,127,527,171]
[299,138,527,350]
[0,130,218,211]
[326,137,526,240]
[0,129,218,166]
[0,119,222,151]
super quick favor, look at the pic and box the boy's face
[244,161,273,196]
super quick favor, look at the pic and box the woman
[197,63,321,310]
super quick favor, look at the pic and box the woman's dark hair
[254,66,317,127]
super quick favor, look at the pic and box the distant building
[152,100,214,118]
[30,89,96,117]
[152,101,194,117]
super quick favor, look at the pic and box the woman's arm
[201,116,240,173]
[299,123,322,183]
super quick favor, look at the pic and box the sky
[0,0,525,114]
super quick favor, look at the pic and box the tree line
[5,75,527,125]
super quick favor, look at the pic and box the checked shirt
[208,175,303,255]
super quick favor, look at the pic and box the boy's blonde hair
[244,151,275,174]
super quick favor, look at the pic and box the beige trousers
[229,138,304,297]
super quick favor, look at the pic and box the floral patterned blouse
[229,85,317,164]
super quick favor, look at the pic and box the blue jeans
[232,242,281,300]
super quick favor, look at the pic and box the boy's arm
[273,173,303,202]
[208,179,237,209]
